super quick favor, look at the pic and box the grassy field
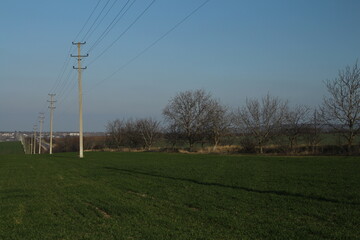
[0,141,24,154]
[0,152,359,239]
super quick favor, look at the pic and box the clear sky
[1,0,360,132]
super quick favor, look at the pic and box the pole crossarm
[73,66,87,69]
[70,54,89,58]
[72,41,86,45]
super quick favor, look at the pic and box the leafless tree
[206,100,231,150]
[136,118,161,150]
[282,105,310,151]
[54,136,79,153]
[305,109,322,153]
[105,119,125,149]
[164,124,184,149]
[233,94,288,153]
[163,89,214,149]
[123,119,143,148]
[320,60,360,153]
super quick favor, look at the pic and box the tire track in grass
[85,202,111,219]
[126,189,201,213]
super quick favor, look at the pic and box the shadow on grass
[104,166,359,206]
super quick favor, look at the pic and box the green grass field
[0,141,24,154]
[0,152,359,239]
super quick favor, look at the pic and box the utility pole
[30,131,34,154]
[33,125,37,154]
[71,42,88,158]
[38,113,45,154]
[48,94,56,154]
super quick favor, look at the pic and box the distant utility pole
[38,113,45,154]
[33,125,37,154]
[71,42,88,159]
[30,129,33,154]
[30,132,33,154]
[48,94,56,154]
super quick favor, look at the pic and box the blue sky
[1,0,360,132]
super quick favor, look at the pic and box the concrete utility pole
[30,132,33,154]
[33,125,37,154]
[38,113,45,154]
[48,94,56,154]
[71,42,88,159]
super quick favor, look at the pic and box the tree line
[45,60,359,155]
[103,60,360,154]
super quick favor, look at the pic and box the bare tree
[164,124,184,149]
[320,60,360,153]
[163,89,213,149]
[206,100,231,150]
[282,105,310,152]
[305,109,322,153]
[137,118,161,150]
[123,119,143,148]
[106,119,125,149]
[106,118,161,150]
[233,94,288,153]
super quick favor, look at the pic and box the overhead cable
[88,0,156,66]
[89,0,211,89]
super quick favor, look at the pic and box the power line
[56,68,76,103]
[49,46,72,94]
[48,0,102,95]
[31,1,102,132]
[40,57,74,125]
[87,0,134,53]
[88,0,156,66]
[89,0,211,89]
[81,0,112,42]
[37,0,148,111]
[57,74,77,105]
[32,1,210,133]
[57,83,78,114]
[84,0,120,42]
[52,60,75,100]
[74,0,103,42]
[55,59,77,99]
